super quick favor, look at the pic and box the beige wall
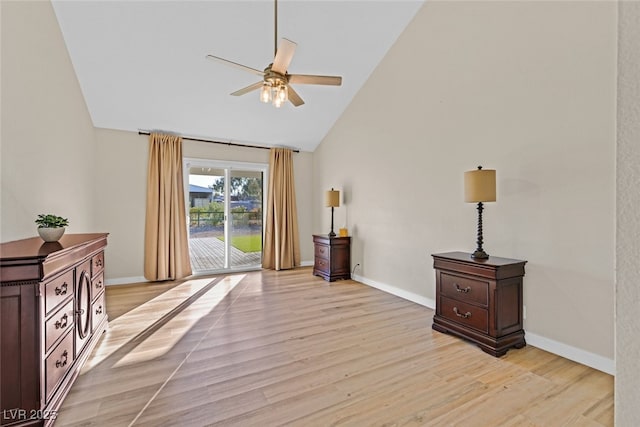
[314,1,616,369]
[616,1,640,423]
[94,130,314,280]
[1,0,96,241]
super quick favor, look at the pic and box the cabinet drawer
[45,330,74,402]
[440,296,488,334]
[314,244,329,260]
[92,251,104,277]
[440,273,489,306]
[44,269,74,315]
[314,257,330,273]
[92,271,105,300]
[93,291,107,330]
[45,299,74,353]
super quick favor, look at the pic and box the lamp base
[471,249,489,259]
[328,231,336,237]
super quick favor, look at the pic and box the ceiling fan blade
[288,74,342,86]
[231,81,264,96]
[287,85,305,107]
[206,55,264,76]
[272,38,297,74]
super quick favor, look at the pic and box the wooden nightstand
[313,235,351,282]
[432,251,527,356]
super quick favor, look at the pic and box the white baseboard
[351,273,615,376]
[300,260,314,267]
[525,332,615,375]
[105,276,148,286]
[352,273,435,309]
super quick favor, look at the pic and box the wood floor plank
[55,267,613,426]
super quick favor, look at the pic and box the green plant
[35,214,69,229]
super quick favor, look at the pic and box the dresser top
[1,233,108,261]
[432,251,526,267]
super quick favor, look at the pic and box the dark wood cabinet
[432,251,526,357]
[312,235,351,282]
[0,233,108,426]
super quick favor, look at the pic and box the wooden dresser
[432,252,526,357]
[312,235,351,282]
[0,233,108,426]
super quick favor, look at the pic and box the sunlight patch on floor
[82,277,223,370]
[113,274,245,367]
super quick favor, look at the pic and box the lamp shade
[325,189,340,207]
[464,168,496,203]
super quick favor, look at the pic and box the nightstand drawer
[440,273,489,306]
[314,257,330,274]
[314,244,329,260]
[440,296,488,334]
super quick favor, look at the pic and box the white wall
[616,1,640,423]
[94,129,314,281]
[1,0,96,241]
[313,1,616,371]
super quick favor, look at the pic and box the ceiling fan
[206,0,342,108]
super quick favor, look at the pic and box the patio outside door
[185,159,266,273]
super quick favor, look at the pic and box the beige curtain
[263,148,300,270]
[144,133,192,281]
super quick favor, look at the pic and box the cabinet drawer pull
[55,350,68,368]
[55,282,68,295]
[455,284,471,293]
[95,280,103,288]
[453,307,472,319]
[96,305,103,315]
[75,309,85,315]
[95,258,103,268]
[54,313,68,329]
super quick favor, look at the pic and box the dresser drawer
[440,273,489,306]
[44,269,74,315]
[45,299,74,353]
[93,290,107,330]
[314,244,329,260]
[92,271,105,300]
[92,251,104,277]
[45,330,74,402]
[440,296,489,334]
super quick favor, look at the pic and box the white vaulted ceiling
[51,0,424,152]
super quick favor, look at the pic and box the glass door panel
[228,169,263,269]
[185,160,265,273]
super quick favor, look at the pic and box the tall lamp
[325,188,340,237]
[464,166,496,259]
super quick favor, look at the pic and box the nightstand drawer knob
[453,307,472,319]
[455,284,471,293]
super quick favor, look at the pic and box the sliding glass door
[185,159,267,273]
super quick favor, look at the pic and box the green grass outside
[217,234,262,253]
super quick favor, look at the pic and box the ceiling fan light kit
[206,0,342,108]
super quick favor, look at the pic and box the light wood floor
[56,268,613,426]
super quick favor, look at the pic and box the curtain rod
[138,131,299,153]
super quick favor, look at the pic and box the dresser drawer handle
[55,350,68,368]
[96,305,103,315]
[55,282,68,296]
[95,280,103,289]
[453,307,472,319]
[455,284,471,293]
[54,313,68,329]
[95,258,103,268]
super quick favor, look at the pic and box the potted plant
[35,214,69,242]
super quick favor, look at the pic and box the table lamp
[464,166,496,259]
[325,188,340,237]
